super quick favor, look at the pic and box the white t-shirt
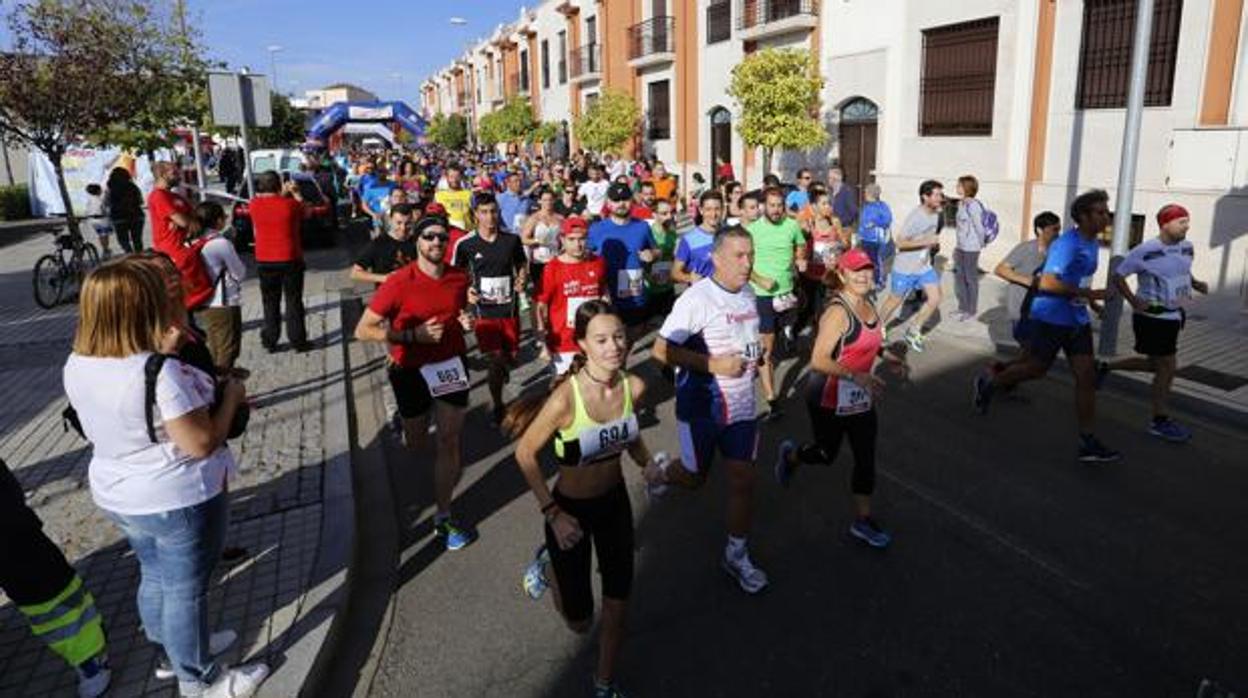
[1116,237,1195,321]
[64,353,235,516]
[201,234,247,308]
[578,180,610,215]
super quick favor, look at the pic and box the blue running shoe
[850,517,892,549]
[774,439,797,487]
[1077,435,1122,463]
[972,372,994,415]
[1149,418,1192,443]
[522,544,550,600]
[436,519,478,551]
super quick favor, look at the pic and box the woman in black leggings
[774,248,907,549]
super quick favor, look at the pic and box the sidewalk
[0,233,354,698]
[923,261,1248,423]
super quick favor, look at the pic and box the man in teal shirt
[747,187,808,418]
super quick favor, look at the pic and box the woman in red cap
[773,247,908,549]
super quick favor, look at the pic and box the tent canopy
[306,100,427,142]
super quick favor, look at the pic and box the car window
[281,155,303,172]
[253,156,276,173]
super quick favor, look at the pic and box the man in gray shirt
[878,179,944,353]
[995,211,1061,336]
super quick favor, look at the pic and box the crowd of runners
[6,140,1208,698]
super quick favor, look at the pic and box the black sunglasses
[420,232,450,242]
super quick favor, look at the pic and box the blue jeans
[860,240,893,288]
[106,493,226,692]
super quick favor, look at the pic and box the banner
[27,147,161,217]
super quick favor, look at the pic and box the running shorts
[1026,320,1094,366]
[544,482,634,623]
[475,317,520,357]
[387,363,471,418]
[677,418,759,473]
[1132,312,1182,357]
[889,268,940,298]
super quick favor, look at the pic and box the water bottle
[646,451,672,500]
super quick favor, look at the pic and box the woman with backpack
[62,259,268,698]
[192,201,247,377]
[953,174,990,320]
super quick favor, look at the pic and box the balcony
[736,0,818,41]
[568,43,601,84]
[707,0,731,44]
[628,16,676,69]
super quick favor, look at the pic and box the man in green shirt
[647,198,679,320]
[747,187,808,418]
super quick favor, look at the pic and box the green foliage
[573,90,640,155]
[477,98,535,147]
[428,113,468,150]
[528,120,559,146]
[250,94,308,148]
[727,48,826,168]
[0,184,30,220]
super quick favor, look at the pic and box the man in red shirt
[353,215,479,551]
[250,171,310,352]
[535,216,608,376]
[147,162,198,255]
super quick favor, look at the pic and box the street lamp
[266,44,284,94]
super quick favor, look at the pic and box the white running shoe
[721,550,769,594]
[157,630,239,680]
[193,662,270,698]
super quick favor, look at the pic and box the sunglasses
[420,232,450,242]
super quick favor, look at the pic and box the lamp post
[266,44,284,94]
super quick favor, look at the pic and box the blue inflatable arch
[306,100,428,141]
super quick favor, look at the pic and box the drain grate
[1176,364,1248,391]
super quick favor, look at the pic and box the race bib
[772,292,798,313]
[565,295,592,328]
[577,417,635,464]
[533,245,555,264]
[1157,275,1192,307]
[419,357,470,397]
[835,377,872,416]
[733,317,763,363]
[617,268,645,298]
[1072,275,1092,307]
[813,240,834,260]
[651,261,673,286]
[480,276,513,305]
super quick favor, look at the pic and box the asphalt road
[330,246,1247,698]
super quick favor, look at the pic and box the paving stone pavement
[0,232,352,698]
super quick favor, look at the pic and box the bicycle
[32,228,100,309]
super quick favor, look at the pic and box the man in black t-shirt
[450,193,526,425]
[351,203,418,286]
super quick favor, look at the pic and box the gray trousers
[953,248,981,316]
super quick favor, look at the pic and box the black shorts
[756,296,778,334]
[1132,312,1182,357]
[617,304,650,329]
[1026,321,1094,366]
[544,482,634,623]
[387,363,470,419]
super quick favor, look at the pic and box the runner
[774,249,907,548]
[973,189,1121,463]
[652,227,770,594]
[587,183,658,341]
[738,190,762,227]
[520,186,564,330]
[353,215,480,550]
[578,165,610,221]
[645,198,679,321]
[796,188,849,336]
[350,203,417,286]
[746,187,808,418]
[992,210,1061,368]
[671,190,722,285]
[507,301,671,698]
[434,163,474,231]
[1097,204,1209,443]
[535,217,609,375]
[877,180,945,353]
[452,193,527,425]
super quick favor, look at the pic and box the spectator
[953,174,988,320]
[192,201,247,377]
[828,166,859,228]
[858,183,894,289]
[650,161,678,204]
[250,170,311,353]
[106,167,145,253]
[716,157,735,187]
[147,161,198,255]
[785,168,813,212]
[62,261,268,698]
[218,144,242,195]
[83,183,113,258]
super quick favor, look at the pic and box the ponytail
[502,354,587,439]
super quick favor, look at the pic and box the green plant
[727,48,826,176]
[573,90,640,155]
[0,183,30,220]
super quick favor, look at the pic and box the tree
[427,113,468,150]
[573,90,640,155]
[250,93,307,148]
[528,120,559,147]
[0,0,175,233]
[477,97,535,148]
[727,47,826,177]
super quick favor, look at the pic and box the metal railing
[629,16,675,59]
[707,1,731,43]
[568,43,601,79]
[736,0,818,30]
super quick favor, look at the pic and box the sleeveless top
[532,218,561,264]
[553,373,639,467]
[809,295,882,414]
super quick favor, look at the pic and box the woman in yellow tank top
[506,300,679,698]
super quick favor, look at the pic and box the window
[647,80,671,140]
[585,92,599,109]
[707,0,731,43]
[477,69,483,102]
[541,40,551,89]
[1076,0,1182,109]
[520,49,529,92]
[558,30,568,84]
[586,16,598,46]
[919,17,999,136]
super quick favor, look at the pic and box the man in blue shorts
[589,182,658,340]
[878,179,944,352]
[654,227,769,595]
[974,189,1120,463]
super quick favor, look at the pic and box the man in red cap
[534,216,608,376]
[1097,203,1209,443]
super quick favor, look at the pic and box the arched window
[840,97,879,124]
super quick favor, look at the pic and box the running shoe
[1148,418,1192,443]
[201,662,270,698]
[904,329,926,353]
[721,550,769,594]
[593,681,628,698]
[436,519,478,551]
[774,439,797,487]
[1077,435,1122,463]
[850,517,892,549]
[972,372,994,415]
[522,544,551,600]
[76,655,110,698]
[155,630,238,680]
[1094,360,1111,390]
[489,405,506,429]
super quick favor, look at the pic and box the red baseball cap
[561,216,589,236]
[838,248,874,272]
[424,201,447,217]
